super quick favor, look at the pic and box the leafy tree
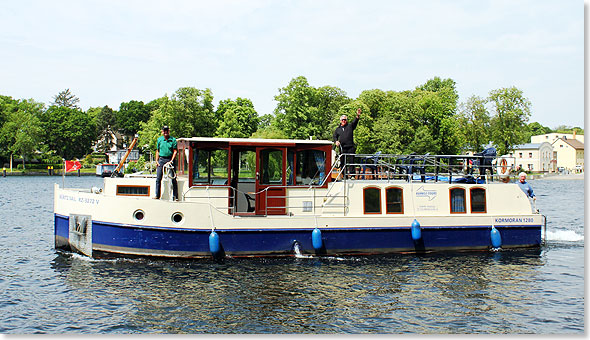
[488,87,532,156]
[257,114,274,130]
[52,88,80,109]
[0,99,44,169]
[94,105,118,153]
[524,122,552,141]
[458,96,491,152]
[138,87,216,152]
[39,106,95,160]
[215,98,259,138]
[0,95,20,163]
[117,100,150,135]
[553,125,584,135]
[273,76,350,140]
[273,76,319,139]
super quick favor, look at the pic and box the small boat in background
[95,163,118,177]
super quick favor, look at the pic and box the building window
[450,187,466,213]
[528,164,533,171]
[470,188,486,213]
[363,187,381,214]
[529,152,533,158]
[519,153,523,158]
[385,186,403,214]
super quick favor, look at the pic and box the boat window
[287,150,295,185]
[117,185,150,196]
[260,149,283,185]
[385,186,403,214]
[450,187,466,213]
[363,187,381,214]
[470,188,486,213]
[295,150,326,185]
[193,148,228,185]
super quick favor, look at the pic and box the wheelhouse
[176,137,333,216]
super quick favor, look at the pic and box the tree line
[0,76,583,168]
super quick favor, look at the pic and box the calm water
[0,175,584,334]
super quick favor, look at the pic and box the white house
[502,142,554,172]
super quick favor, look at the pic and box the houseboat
[54,137,545,259]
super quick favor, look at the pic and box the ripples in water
[0,176,584,334]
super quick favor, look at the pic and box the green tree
[117,100,150,135]
[273,76,350,140]
[0,99,44,169]
[488,87,532,156]
[138,87,216,152]
[39,106,95,160]
[524,121,552,141]
[94,105,117,153]
[52,88,80,109]
[215,98,259,138]
[458,96,491,152]
[0,95,20,164]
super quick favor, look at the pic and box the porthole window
[171,212,184,224]
[470,188,487,213]
[363,187,381,214]
[133,209,145,221]
[450,187,466,213]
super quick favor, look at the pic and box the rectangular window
[117,185,150,196]
[529,153,533,158]
[295,150,326,185]
[450,188,466,213]
[193,148,229,185]
[363,187,381,214]
[519,153,523,158]
[385,187,403,214]
[470,188,486,213]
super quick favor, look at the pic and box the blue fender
[490,226,502,248]
[312,228,323,250]
[411,219,422,241]
[209,231,221,255]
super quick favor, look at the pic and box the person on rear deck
[517,172,535,200]
[333,108,361,178]
[154,125,178,200]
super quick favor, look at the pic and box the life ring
[499,158,509,175]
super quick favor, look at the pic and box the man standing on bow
[333,108,361,178]
[154,125,178,200]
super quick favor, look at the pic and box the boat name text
[59,194,100,205]
[495,217,534,223]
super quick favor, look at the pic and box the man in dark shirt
[154,125,178,200]
[333,108,361,178]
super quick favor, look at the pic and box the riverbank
[534,172,584,180]
[0,171,96,176]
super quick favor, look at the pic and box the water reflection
[50,249,546,333]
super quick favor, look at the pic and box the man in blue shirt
[154,126,178,200]
[517,172,535,200]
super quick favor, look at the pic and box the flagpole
[62,159,65,188]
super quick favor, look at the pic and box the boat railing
[330,152,515,184]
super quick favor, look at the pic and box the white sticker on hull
[415,186,437,201]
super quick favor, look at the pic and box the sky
[0,0,584,129]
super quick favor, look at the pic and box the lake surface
[0,175,584,334]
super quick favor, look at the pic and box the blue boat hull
[54,214,542,258]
